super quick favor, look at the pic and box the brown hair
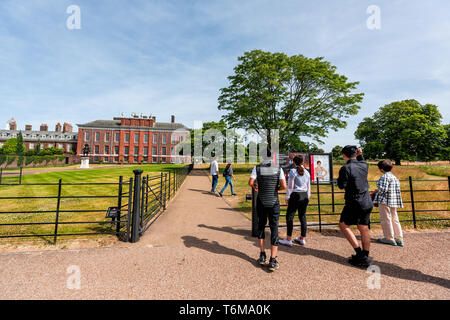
[377,160,393,172]
[293,155,305,176]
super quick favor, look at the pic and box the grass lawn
[203,163,450,232]
[0,164,189,246]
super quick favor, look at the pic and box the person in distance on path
[218,162,236,197]
[248,149,287,272]
[337,146,374,268]
[210,156,219,194]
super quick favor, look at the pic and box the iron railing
[251,176,450,235]
[0,164,193,244]
[0,167,23,185]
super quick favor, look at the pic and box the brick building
[0,118,77,153]
[76,115,190,163]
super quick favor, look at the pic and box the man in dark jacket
[337,146,373,268]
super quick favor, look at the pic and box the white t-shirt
[210,160,219,175]
[250,166,285,180]
[286,166,311,199]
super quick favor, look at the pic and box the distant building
[76,114,191,163]
[0,120,77,153]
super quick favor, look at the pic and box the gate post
[131,169,143,243]
[409,176,417,229]
[316,178,322,232]
[116,176,123,234]
[251,187,259,237]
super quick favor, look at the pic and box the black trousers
[286,192,309,237]
[256,198,280,246]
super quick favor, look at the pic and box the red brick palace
[76,115,191,163]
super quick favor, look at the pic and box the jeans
[286,192,309,237]
[211,175,219,192]
[219,176,234,195]
[256,198,280,246]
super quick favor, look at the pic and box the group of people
[245,146,404,272]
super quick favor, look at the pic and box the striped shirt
[374,172,403,208]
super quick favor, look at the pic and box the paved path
[0,169,449,299]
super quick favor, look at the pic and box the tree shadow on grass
[197,224,450,289]
[181,235,271,273]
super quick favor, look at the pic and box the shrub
[17,155,24,167]
[6,156,16,167]
[25,156,34,166]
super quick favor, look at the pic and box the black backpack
[223,167,230,177]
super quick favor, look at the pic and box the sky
[0,0,449,152]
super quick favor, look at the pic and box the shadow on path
[188,188,214,195]
[181,235,270,273]
[197,224,450,289]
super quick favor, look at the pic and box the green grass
[418,165,450,177]
[0,164,189,245]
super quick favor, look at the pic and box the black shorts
[340,205,372,226]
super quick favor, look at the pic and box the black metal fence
[0,168,23,185]
[251,176,450,235]
[129,163,193,242]
[0,164,193,244]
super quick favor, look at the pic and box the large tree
[355,100,448,165]
[218,50,363,151]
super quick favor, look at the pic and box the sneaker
[268,257,279,272]
[279,238,293,247]
[294,237,306,246]
[377,238,397,246]
[231,194,237,196]
[348,254,372,268]
[257,252,267,265]
[218,193,223,197]
[395,239,404,247]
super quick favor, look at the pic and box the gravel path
[0,168,449,299]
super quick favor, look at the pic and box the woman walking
[372,160,404,246]
[219,163,236,197]
[279,155,311,247]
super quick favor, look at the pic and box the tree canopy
[355,99,448,164]
[218,50,364,152]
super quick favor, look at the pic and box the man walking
[337,146,373,268]
[249,149,286,272]
[210,156,219,194]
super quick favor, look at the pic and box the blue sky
[0,0,449,152]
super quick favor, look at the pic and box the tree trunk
[395,158,401,166]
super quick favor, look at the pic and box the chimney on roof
[9,121,17,130]
[63,122,73,133]
[25,124,32,131]
[152,116,156,122]
[55,123,62,132]
[40,124,48,131]
[171,115,175,123]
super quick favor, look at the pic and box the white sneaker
[294,238,305,246]
[279,238,293,247]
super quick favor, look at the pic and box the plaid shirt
[374,172,403,208]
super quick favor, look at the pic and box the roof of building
[77,119,190,131]
[0,130,77,142]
